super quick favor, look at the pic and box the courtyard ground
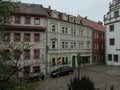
[35,64,120,90]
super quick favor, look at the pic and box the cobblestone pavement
[35,64,120,90]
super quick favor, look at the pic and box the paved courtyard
[35,64,120,90]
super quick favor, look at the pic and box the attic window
[69,17,73,22]
[80,20,83,24]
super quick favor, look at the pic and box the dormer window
[69,16,74,22]
[75,18,79,24]
[62,14,68,21]
[52,10,58,18]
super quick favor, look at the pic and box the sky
[20,0,112,22]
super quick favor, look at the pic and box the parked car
[27,72,45,82]
[51,66,73,78]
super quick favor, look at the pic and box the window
[114,11,119,17]
[71,29,73,34]
[65,28,68,33]
[79,42,83,49]
[71,42,73,49]
[71,42,76,49]
[24,50,30,59]
[108,54,112,61]
[62,57,68,64]
[4,50,11,60]
[34,17,40,25]
[14,33,20,42]
[4,33,10,42]
[62,42,68,49]
[73,29,76,35]
[62,27,68,34]
[25,17,31,24]
[33,66,40,73]
[62,27,65,33]
[52,58,56,66]
[52,25,55,32]
[62,42,64,49]
[109,25,114,32]
[24,66,30,74]
[87,41,90,49]
[73,43,76,49]
[14,50,20,60]
[109,38,115,45]
[34,33,40,42]
[79,30,83,36]
[114,54,118,62]
[15,16,21,24]
[34,49,40,59]
[65,42,68,49]
[87,31,89,36]
[52,41,56,49]
[24,33,30,42]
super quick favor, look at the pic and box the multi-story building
[2,2,106,75]
[86,19,105,63]
[4,3,47,77]
[104,0,120,66]
[45,7,92,73]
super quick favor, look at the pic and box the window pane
[24,33,30,42]
[52,58,56,66]
[15,16,21,24]
[34,18,40,25]
[109,38,115,45]
[24,50,30,59]
[109,25,114,32]
[34,49,40,59]
[4,33,10,42]
[114,54,118,62]
[108,54,112,61]
[34,33,40,42]
[25,17,30,24]
[14,33,20,42]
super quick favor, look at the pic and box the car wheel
[69,72,72,75]
[56,74,59,78]
[39,78,42,81]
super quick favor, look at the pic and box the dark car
[51,66,73,78]
[27,72,45,82]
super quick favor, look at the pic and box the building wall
[5,14,47,77]
[92,30,105,63]
[104,0,120,66]
[47,19,92,73]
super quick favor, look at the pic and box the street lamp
[77,53,81,79]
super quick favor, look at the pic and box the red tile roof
[86,19,105,32]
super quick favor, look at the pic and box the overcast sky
[20,0,112,22]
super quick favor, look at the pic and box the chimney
[98,21,103,25]
[85,16,87,19]
[48,5,51,11]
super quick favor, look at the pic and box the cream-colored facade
[46,12,92,73]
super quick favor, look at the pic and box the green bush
[68,76,95,90]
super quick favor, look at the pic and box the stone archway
[72,56,76,68]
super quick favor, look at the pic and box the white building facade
[46,10,92,73]
[104,0,120,66]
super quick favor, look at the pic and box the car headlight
[52,73,56,75]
